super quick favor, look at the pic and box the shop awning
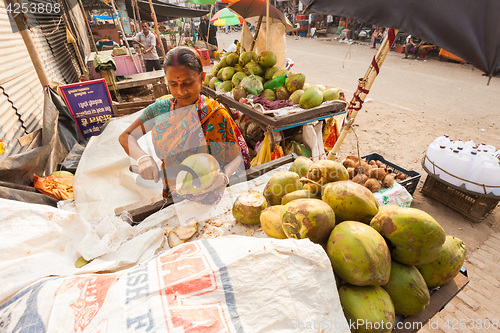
[125,0,210,22]
[300,0,500,77]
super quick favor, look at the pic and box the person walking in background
[133,21,161,71]
[208,21,218,48]
[403,35,424,59]
[199,16,207,42]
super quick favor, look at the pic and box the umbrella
[300,0,500,78]
[210,8,244,26]
[228,0,292,31]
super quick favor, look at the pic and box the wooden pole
[147,0,166,58]
[78,0,99,54]
[131,0,140,34]
[132,0,145,68]
[251,15,263,52]
[62,14,89,80]
[327,29,399,161]
[206,5,214,49]
[134,0,142,26]
[110,0,140,73]
[6,0,49,87]
[266,0,270,50]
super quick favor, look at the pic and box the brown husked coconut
[352,173,368,185]
[343,159,356,169]
[369,168,387,181]
[347,167,356,179]
[345,155,360,163]
[396,172,407,181]
[354,160,371,176]
[382,174,396,188]
[365,178,381,193]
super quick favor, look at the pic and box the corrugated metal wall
[0,0,81,158]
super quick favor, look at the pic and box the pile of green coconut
[203,50,342,109]
[231,157,467,332]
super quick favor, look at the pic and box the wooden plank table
[116,70,166,90]
[201,86,347,132]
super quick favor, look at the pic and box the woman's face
[165,65,203,108]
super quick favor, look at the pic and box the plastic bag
[33,173,74,200]
[250,133,271,167]
[240,75,264,96]
[323,117,339,152]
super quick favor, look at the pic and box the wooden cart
[201,86,347,133]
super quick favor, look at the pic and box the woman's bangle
[221,173,230,186]
[136,154,152,164]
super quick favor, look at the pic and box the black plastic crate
[361,153,421,196]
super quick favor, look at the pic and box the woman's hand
[138,156,160,182]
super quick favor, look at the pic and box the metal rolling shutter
[0,0,81,158]
[28,0,80,84]
[0,2,44,157]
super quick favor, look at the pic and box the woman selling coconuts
[119,46,250,205]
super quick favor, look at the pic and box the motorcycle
[356,26,373,41]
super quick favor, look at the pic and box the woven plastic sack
[0,236,349,333]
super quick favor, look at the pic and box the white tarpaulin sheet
[0,224,349,332]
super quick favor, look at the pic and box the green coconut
[260,205,287,239]
[281,189,321,205]
[289,89,304,104]
[281,198,335,244]
[203,74,213,86]
[299,86,323,109]
[257,50,277,68]
[221,67,235,81]
[327,221,391,286]
[244,61,264,76]
[264,66,281,81]
[275,86,290,100]
[416,235,467,288]
[239,51,258,66]
[177,153,220,195]
[339,284,395,333]
[211,64,220,77]
[260,89,276,101]
[225,52,239,66]
[289,156,314,178]
[307,160,349,184]
[382,261,430,316]
[285,73,306,93]
[208,77,219,89]
[232,72,247,86]
[232,190,267,225]
[272,69,290,79]
[322,181,379,224]
[322,88,341,101]
[263,171,302,206]
[218,80,233,92]
[370,206,446,266]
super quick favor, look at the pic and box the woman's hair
[163,46,203,76]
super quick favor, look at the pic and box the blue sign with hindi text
[60,79,114,140]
